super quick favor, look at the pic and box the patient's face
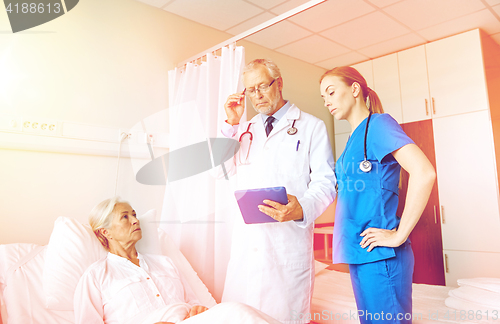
[106,203,142,246]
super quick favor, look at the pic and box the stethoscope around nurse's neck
[359,112,373,173]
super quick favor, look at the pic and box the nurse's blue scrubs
[333,113,415,324]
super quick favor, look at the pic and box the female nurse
[319,66,436,324]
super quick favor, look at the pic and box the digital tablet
[234,186,288,224]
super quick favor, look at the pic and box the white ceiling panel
[316,51,370,69]
[134,0,170,8]
[418,9,500,42]
[288,0,375,33]
[486,0,500,6]
[320,11,410,50]
[164,0,263,31]
[244,0,289,10]
[491,32,500,44]
[383,0,486,31]
[244,20,312,49]
[357,32,425,58]
[366,0,403,8]
[134,0,500,70]
[226,12,277,35]
[275,35,350,63]
[269,0,312,15]
[493,4,500,15]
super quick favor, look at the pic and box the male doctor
[220,58,336,324]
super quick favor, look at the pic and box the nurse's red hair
[320,66,384,114]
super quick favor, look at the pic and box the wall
[0,0,335,242]
[0,0,231,245]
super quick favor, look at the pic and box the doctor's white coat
[221,104,336,324]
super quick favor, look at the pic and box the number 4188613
[5,3,62,14]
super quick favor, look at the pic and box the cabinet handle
[432,97,436,114]
[441,205,445,224]
[445,254,449,273]
[433,205,437,224]
[425,99,429,116]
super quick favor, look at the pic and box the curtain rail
[176,0,327,68]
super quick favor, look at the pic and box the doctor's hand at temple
[224,91,246,125]
[259,194,304,222]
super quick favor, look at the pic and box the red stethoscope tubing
[239,123,253,142]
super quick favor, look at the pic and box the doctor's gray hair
[89,197,130,250]
[243,59,282,79]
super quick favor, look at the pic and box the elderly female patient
[75,197,279,324]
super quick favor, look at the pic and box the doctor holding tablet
[220,58,336,324]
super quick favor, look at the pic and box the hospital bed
[1,215,498,324]
[0,212,277,324]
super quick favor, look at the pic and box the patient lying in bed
[75,197,279,324]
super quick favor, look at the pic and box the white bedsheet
[0,244,73,324]
[139,302,282,324]
[311,268,498,324]
[0,243,282,324]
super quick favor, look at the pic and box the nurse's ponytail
[320,66,384,114]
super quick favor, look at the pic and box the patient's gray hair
[243,59,281,79]
[89,197,129,250]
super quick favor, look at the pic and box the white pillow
[43,210,158,311]
[157,229,217,308]
[458,277,500,294]
[449,285,500,310]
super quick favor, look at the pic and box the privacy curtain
[162,45,245,302]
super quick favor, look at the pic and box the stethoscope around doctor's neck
[237,119,298,165]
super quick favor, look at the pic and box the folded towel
[449,286,500,310]
[458,278,500,294]
[445,295,500,314]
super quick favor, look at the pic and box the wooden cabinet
[426,30,489,118]
[433,111,500,253]
[399,119,445,285]
[398,30,489,123]
[372,53,403,124]
[398,45,432,123]
[334,29,500,286]
[443,251,500,286]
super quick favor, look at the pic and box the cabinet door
[351,60,374,89]
[372,53,403,124]
[433,111,500,252]
[399,120,445,285]
[443,250,500,286]
[398,45,431,123]
[426,29,488,118]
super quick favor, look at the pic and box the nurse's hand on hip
[359,227,406,252]
[258,194,304,222]
[224,90,246,126]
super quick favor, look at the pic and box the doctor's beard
[252,87,281,115]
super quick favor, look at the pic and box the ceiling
[135,0,500,69]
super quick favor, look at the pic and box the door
[398,45,432,123]
[372,53,403,124]
[425,29,488,118]
[398,119,445,285]
[433,110,500,252]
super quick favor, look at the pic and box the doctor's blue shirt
[333,113,414,265]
